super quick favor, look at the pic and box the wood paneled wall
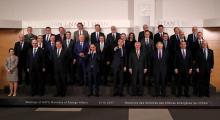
[0,29,21,89]
[204,27,220,92]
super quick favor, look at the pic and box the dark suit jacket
[43,34,55,43]
[63,39,75,60]
[153,32,166,45]
[26,48,45,71]
[14,41,29,65]
[90,32,105,44]
[152,50,169,75]
[128,50,147,73]
[106,32,121,48]
[174,49,192,71]
[106,32,121,61]
[55,34,66,42]
[170,34,180,54]
[96,42,110,63]
[53,48,68,72]
[138,31,154,41]
[74,41,89,63]
[111,47,127,70]
[196,48,214,72]
[86,52,100,73]
[187,34,197,60]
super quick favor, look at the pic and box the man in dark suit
[192,31,204,95]
[45,35,56,85]
[170,27,181,55]
[152,41,169,97]
[111,39,127,96]
[87,44,100,97]
[129,42,148,96]
[14,34,30,85]
[162,33,173,85]
[73,22,89,42]
[187,26,198,60]
[90,24,105,44]
[74,35,89,85]
[96,35,110,85]
[138,24,153,41]
[55,27,66,42]
[174,41,193,97]
[196,41,214,97]
[26,39,45,96]
[53,41,68,97]
[140,31,154,94]
[106,26,121,63]
[24,26,37,46]
[63,31,75,85]
[43,26,55,45]
[169,27,181,95]
[154,25,165,45]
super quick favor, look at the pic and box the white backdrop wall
[1,0,220,37]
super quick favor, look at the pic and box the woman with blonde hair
[5,48,19,96]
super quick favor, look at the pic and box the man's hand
[129,69,132,74]
[196,68,199,73]
[73,59,76,64]
[123,67,126,72]
[189,69,192,74]
[144,69,147,74]
[174,69,178,74]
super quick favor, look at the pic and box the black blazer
[43,34,55,43]
[174,49,192,71]
[53,48,68,72]
[196,48,214,72]
[106,32,121,48]
[128,50,147,72]
[63,39,75,60]
[55,34,66,42]
[14,41,29,63]
[153,32,166,45]
[96,42,110,63]
[86,52,100,73]
[152,50,169,74]
[90,32,105,44]
[111,47,127,70]
[138,31,154,41]
[26,48,45,71]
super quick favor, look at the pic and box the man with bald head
[14,34,30,85]
[138,24,154,41]
[129,42,148,96]
[74,35,89,85]
[195,41,214,97]
[152,41,169,97]
[106,26,121,64]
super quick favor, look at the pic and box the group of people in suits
[9,23,214,97]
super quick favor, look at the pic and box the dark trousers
[76,62,86,85]
[29,70,44,96]
[18,63,29,85]
[54,70,67,96]
[131,71,144,96]
[197,70,211,97]
[88,68,99,95]
[154,71,166,96]
[112,68,124,96]
[176,70,190,96]
[100,61,109,85]
[45,62,55,85]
